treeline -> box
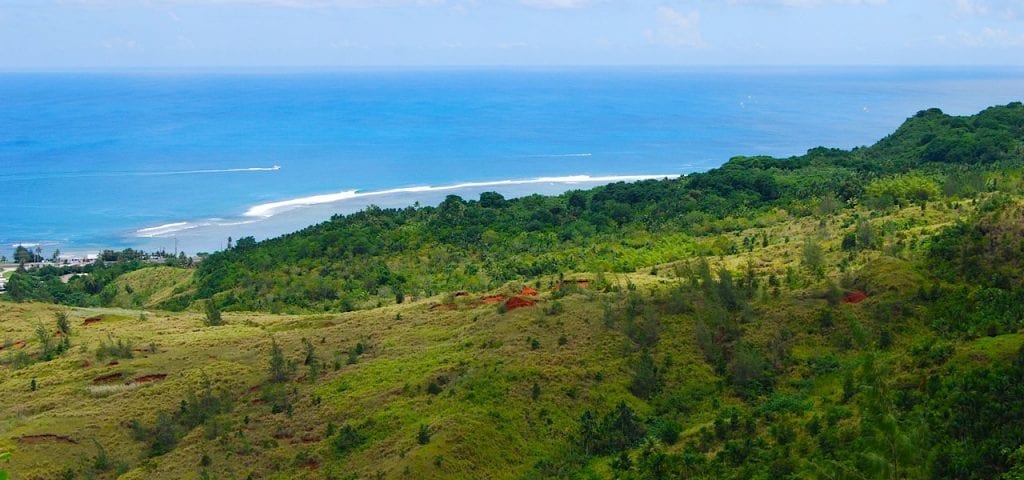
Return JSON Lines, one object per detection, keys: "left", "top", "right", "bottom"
{"left": 189, "top": 103, "right": 1024, "bottom": 312}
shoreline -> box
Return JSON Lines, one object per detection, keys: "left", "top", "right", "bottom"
{"left": 129, "top": 173, "right": 681, "bottom": 248}
{"left": 4, "top": 172, "right": 683, "bottom": 258}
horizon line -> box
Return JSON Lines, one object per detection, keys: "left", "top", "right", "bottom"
{"left": 2, "top": 64, "right": 1024, "bottom": 74}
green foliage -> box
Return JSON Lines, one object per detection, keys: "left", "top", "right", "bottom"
{"left": 55, "top": 310, "right": 71, "bottom": 336}
{"left": 95, "top": 335, "right": 133, "bottom": 361}
{"left": 628, "top": 349, "right": 662, "bottom": 400}
{"left": 417, "top": 424, "right": 431, "bottom": 445}
{"left": 578, "top": 401, "right": 646, "bottom": 457}
{"left": 331, "top": 425, "right": 366, "bottom": 455}
{"left": 131, "top": 376, "right": 231, "bottom": 457}
{"left": 203, "top": 301, "right": 223, "bottom": 326}
{"left": 268, "top": 337, "right": 291, "bottom": 383}
{"left": 0, "top": 451, "right": 9, "bottom": 480}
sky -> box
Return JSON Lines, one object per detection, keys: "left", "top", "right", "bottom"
{"left": 0, "top": 0, "right": 1022, "bottom": 68}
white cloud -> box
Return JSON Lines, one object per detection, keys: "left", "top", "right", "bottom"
{"left": 725, "top": 0, "right": 888, "bottom": 7}
{"left": 958, "top": 26, "right": 1024, "bottom": 46}
{"left": 519, "top": 0, "right": 594, "bottom": 8}
{"left": 645, "top": 6, "right": 705, "bottom": 48}
{"left": 950, "top": 0, "right": 1022, "bottom": 19}
{"left": 61, "top": 0, "right": 452, "bottom": 6}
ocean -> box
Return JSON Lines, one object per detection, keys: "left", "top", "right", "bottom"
{"left": 2, "top": 67, "right": 1023, "bottom": 256}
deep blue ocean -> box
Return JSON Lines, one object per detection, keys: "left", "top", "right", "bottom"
{"left": 2, "top": 67, "right": 1023, "bottom": 255}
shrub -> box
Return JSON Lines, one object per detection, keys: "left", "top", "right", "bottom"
{"left": 204, "top": 300, "right": 223, "bottom": 326}
{"left": 55, "top": 310, "right": 71, "bottom": 336}
{"left": 417, "top": 424, "right": 431, "bottom": 445}
{"left": 95, "top": 335, "right": 133, "bottom": 361}
{"left": 331, "top": 425, "right": 365, "bottom": 456}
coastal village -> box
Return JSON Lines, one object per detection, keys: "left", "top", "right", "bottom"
{"left": 0, "top": 247, "right": 187, "bottom": 293}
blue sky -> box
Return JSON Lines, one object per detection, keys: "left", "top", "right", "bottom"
{"left": 1, "top": 0, "right": 1022, "bottom": 68}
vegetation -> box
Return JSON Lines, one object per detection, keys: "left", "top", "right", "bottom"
{"left": 1, "top": 103, "right": 1024, "bottom": 479}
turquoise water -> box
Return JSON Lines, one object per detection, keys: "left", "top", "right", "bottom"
{"left": 2, "top": 67, "right": 1023, "bottom": 254}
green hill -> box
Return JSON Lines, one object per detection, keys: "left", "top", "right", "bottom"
{"left": 2, "top": 103, "right": 1024, "bottom": 480}
{"left": 107, "top": 267, "right": 194, "bottom": 310}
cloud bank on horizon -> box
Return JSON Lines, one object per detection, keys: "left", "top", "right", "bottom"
{"left": 0, "top": 0, "right": 1021, "bottom": 67}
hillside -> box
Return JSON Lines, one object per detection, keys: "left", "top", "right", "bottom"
{"left": 2, "top": 103, "right": 1024, "bottom": 480}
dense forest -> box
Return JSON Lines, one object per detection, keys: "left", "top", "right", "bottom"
{"left": 3, "top": 103, "right": 1024, "bottom": 479}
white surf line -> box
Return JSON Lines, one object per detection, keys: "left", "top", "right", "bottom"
{"left": 244, "top": 174, "right": 680, "bottom": 218}
{"left": 135, "top": 222, "right": 197, "bottom": 238}
{"left": 522, "top": 153, "right": 594, "bottom": 158}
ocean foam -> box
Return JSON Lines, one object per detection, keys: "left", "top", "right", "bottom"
{"left": 135, "top": 222, "right": 196, "bottom": 237}
{"left": 243, "top": 174, "right": 679, "bottom": 218}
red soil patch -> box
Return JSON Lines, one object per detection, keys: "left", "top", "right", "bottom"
{"left": 92, "top": 372, "right": 124, "bottom": 384}
{"left": 83, "top": 317, "right": 102, "bottom": 326}
{"left": 482, "top": 295, "right": 506, "bottom": 304}
{"left": 18, "top": 434, "right": 78, "bottom": 445}
{"left": 273, "top": 431, "right": 295, "bottom": 440}
{"left": 301, "top": 459, "right": 320, "bottom": 470}
{"left": 520, "top": 287, "right": 539, "bottom": 296}
{"left": 843, "top": 290, "right": 869, "bottom": 304}
{"left": 300, "top": 435, "right": 321, "bottom": 444}
{"left": 106, "top": 361, "right": 119, "bottom": 366}
{"left": 80, "top": 360, "right": 92, "bottom": 368}
{"left": 132, "top": 374, "right": 167, "bottom": 384}
{"left": 430, "top": 303, "right": 456, "bottom": 311}
{"left": 0, "top": 340, "right": 26, "bottom": 351}
{"left": 504, "top": 296, "right": 537, "bottom": 311}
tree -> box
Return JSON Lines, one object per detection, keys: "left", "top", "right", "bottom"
{"left": 204, "top": 301, "right": 223, "bottom": 326}
{"left": 150, "top": 411, "right": 179, "bottom": 456}
{"left": 856, "top": 219, "right": 875, "bottom": 250}
{"left": 269, "top": 337, "right": 289, "bottom": 383}
{"left": 629, "top": 349, "right": 662, "bottom": 400}
{"left": 417, "top": 424, "right": 431, "bottom": 445}
{"left": 729, "top": 343, "right": 771, "bottom": 398}
{"left": 13, "top": 245, "right": 39, "bottom": 264}
{"left": 55, "top": 310, "right": 71, "bottom": 336}
{"left": 331, "top": 424, "right": 365, "bottom": 455}
{"left": 35, "top": 321, "right": 54, "bottom": 361}
{"left": 579, "top": 410, "right": 598, "bottom": 456}
{"left": 802, "top": 239, "right": 825, "bottom": 277}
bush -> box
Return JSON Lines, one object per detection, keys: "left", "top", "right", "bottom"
{"left": 417, "top": 424, "right": 431, "bottom": 445}
{"left": 95, "top": 335, "right": 133, "bottom": 361}
{"left": 204, "top": 300, "right": 223, "bottom": 326}
{"left": 331, "top": 425, "right": 365, "bottom": 456}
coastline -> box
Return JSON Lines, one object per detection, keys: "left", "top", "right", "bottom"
{"left": 127, "top": 173, "right": 681, "bottom": 254}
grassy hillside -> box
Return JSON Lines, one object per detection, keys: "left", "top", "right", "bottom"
{"left": 106, "top": 267, "right": 194, "bottom": 310}
{"left": 3, "top": 103, "right": 1024, "bottom": 479}
{"left": 4, "top": 192, "right": 1024, "bottom": 479}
